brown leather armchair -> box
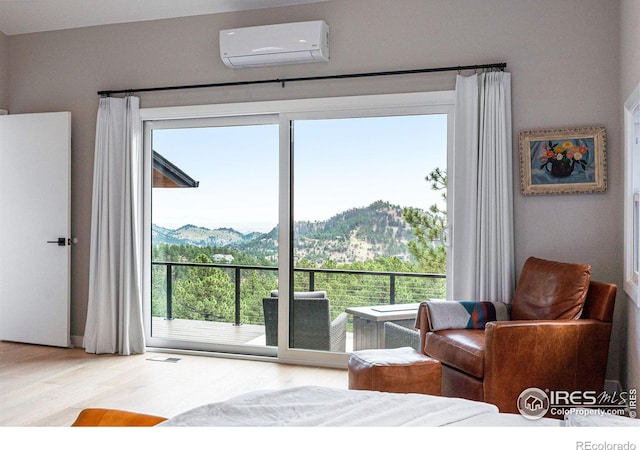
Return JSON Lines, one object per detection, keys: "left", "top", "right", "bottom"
{"left": 416, "top": 257, "right": 617, "bottom": 415}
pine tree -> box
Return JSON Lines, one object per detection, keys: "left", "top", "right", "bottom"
{"left": 172, "top": 254, "right": 235, "bottom": 321}
{"left": 403, "top": 168, "right": 447, "bottom": 273}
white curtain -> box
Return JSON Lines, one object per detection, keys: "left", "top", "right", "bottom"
{"left": 450, "top": 71, "right": 515, "bottom": 301}
{"left": 83, "top": 96, "right": 145, "bottom": 355}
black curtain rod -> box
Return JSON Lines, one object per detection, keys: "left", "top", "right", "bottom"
{"left": 97, "top": 62, "right": 506, "bottom": 96}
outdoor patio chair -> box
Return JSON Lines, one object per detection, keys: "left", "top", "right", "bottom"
{"left": 262, "top": 290, "right": 348, "bottom": 352}
{"left": 384, "top": 321, "right": 420, "bottom": 351}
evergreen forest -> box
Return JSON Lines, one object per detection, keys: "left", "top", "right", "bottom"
{"left": 151, "top": 171, "right": 447, "bottom": 327}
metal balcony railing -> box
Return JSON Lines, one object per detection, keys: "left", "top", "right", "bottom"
{"left": 151, "top": 261, "right": 446, "bottom": 326}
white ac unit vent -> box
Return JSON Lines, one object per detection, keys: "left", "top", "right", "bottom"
{"left": 220, "top": 20, "right": 329, "bottom": 69}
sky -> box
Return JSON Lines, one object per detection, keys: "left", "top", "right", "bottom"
{"left": 152, "top": 114, "right": 448, "bottom": 233}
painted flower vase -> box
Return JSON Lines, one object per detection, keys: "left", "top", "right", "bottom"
{"left": 546, "top": 158, "right": 574, "bottom": 177}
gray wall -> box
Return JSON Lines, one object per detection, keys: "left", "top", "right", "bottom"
{"left": 5, "top": 0, "right": 628, "bottom": 383}
{"left": 620, "top": 0, "right": 640, "bottom": 392}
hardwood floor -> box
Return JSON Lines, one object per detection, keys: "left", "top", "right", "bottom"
{"left": 0, "top": 340, "right": 348, "bottom": 427}
{"left": 2, "top": 343, "right": 626, "bottom": 450}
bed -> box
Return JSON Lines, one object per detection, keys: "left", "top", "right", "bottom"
{"left": 155, "top": 385, "right": 560, "bottom": 427}
{"left": 73, "top": 385, "right": 639, "bottom": 427}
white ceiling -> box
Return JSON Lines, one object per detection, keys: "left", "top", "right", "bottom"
{"left": 0, "top": 0, "right": 329, "bottom": 36}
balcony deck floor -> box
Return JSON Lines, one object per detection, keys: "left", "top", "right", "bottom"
{"left": 150, "top": 316, "right": 353, "bottom": 350}
{"left": 151, "top": 317, "right": 267, "bottom": 345}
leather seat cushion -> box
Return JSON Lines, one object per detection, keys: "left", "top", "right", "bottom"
{"left": 423, "top": 329, "right": 485, "bottom": 378}
{"left": 511, "top": 257, "right": 591, "bottom": 320}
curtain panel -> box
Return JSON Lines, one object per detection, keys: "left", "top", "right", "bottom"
{"left": 84, "top": 96, "right": 145, "bottom": 355}
{"left": 451, "top": 72, "right": 515, "bottom": 301}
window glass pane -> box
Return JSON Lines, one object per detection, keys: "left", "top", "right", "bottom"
{"left": 149, "top": 123, "right": 278, "bottom": 355}
{"left": 291, "top": 114, "right": 447, "bottom": 352}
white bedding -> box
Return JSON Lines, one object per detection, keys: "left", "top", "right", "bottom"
{"left": 158, "top": 385, "right": 560, "bottom": 427}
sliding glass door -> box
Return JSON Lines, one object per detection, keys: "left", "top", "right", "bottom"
{"left": 287, "top": 113, "right": 448, "bottom": 356}
{"left": 141, "top": 92, "right": 453, "bottom": 366}
{"left": 145, "top": 116, "right": 279, "bottom": 356}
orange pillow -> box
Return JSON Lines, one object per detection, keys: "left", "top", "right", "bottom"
{"left": 71, "top": 408, "right": 167, "bottom": 427}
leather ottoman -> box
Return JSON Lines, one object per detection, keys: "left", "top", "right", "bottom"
{"left": 348, "top": 346, "right": 441, "bottom": 395}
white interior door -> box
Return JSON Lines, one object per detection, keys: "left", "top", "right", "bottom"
{"left": 0, "top": 112, "right": 71, "bottom": 347}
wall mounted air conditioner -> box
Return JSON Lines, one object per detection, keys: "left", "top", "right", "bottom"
{"left": 220, "top": 20, "right": 329, "bottom": 68}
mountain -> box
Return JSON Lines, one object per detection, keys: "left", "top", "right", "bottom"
{"left": 292, "top": 200, "right": 417, "bottom": 263}
{"left": 152, "top": 224, "right": 258, "bottom": 248}
{"left": 153, "top": 200, "right": 424, "bottom": 264}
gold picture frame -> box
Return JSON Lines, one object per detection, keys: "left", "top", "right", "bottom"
{"left": 519, "top": 126, "right": 607, "bottom": 195}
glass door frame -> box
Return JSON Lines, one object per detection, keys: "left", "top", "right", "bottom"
{"left": 624, "top": 83, "right": 640, "bottom": 306}
{"left": 140, "top": 91, "right": 454, "bottom": 367}
{"left": 141, "top": 113, "right": 280, "bottom": 357}
{"left": 278, "top": 94, "right": 454, "bottom": 368}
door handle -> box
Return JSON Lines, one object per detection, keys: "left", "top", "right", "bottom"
{"left": 46, "top": 237, "right": 68, "bottom": 246}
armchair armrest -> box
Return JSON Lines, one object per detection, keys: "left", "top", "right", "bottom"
{"left": 414, "top": 300, "right": 510, "bottom": 353}
{"left": 483, "top": 319, "right": 613, "bottom": 414}
{"left": 384, "top": 321, "right": 420, "bottom": 351}
{"left": 416, "top": 301, "right": 429, "bottom": 354}
{"left": 330, "top": 312, "right": 348, "bottom": 352}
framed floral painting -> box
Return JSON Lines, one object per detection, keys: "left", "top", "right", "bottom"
{"left": 519, "top": 127, "right": 607, "bottom": 195}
